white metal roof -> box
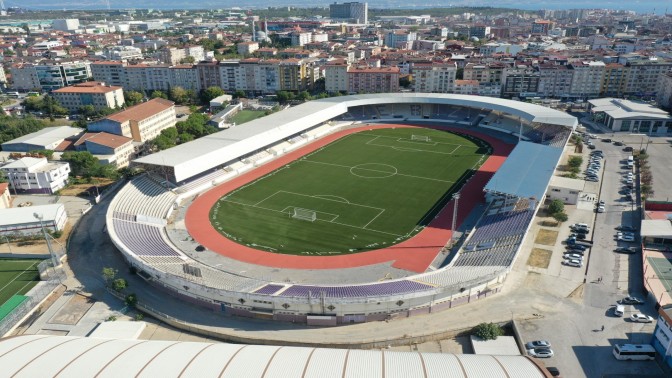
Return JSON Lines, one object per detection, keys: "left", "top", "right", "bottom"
{"left": 0, "top": 203, "right": 65, "bottom": 227}
{"left": 135, "top": 93, "right": 577, "bottom": 183}
{"left": 0, "top": 335, "right": 549, "bottom": 378}
{"left": 0, "top": 126, "right": 82, "bottom": 148}
{"left": 588, "top": 98, "right": 672, "bottom": 120}
{"left": 641, "top": 219, "right": 672, "bottom": 238}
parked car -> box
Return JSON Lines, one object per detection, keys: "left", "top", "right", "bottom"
{"left": 527, "top": 348, "right": 555, "bottom": 358}
{"left": 614, "top": 247, "right": 638, "bottom": 254}
{"left": 630, "top": 313, "right": 654, "bottom": 323}
{"left": 616, "top": 225, "right": 637, "bottom": 232}
{"left": 525, "top": 340, "right": 552, "bottom": 349}
{"left": 623, "top": 146, "right": 633, "bottom": 152}
{"left": 586, "top": 177, "right": 599, "bottom": 182}
{"left": 564, "top": 253, "right": 584, "bottom": 260}
{"left": 563, "top": 259, "right": 583, "bottom": 267}
{"left": 619, "top": 296, "right": 644, "bottom": 305}
{"left": 588, "top": 145, "right": 596, "bottom": 149}
{"left": 613, "top": 141, "right": 623, "bottom": 146}
{"left": 618, "top": 234, "right": 636, "bottom": 242}
{"left": 602, "top": 138, "right": 612, "bottom": 142}
{"left": 567, "top": 245, "right": 587, "bottom": 251}
{"left": 597, "top": 206, "right": 605, "bottom": 213}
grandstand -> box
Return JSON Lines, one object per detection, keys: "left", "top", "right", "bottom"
{"left": 106, "top": 94, "right": 576, "bottom": 325}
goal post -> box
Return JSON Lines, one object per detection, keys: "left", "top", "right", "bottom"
{"left": 292, "top": 207, "right": 317, "bottom": 222}
{"left": 411, "top": 134, "right": 431, "bottom": 142}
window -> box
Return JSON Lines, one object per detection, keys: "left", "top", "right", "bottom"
{"left": 620, "top": 120, "right": 631, "bottom": 131}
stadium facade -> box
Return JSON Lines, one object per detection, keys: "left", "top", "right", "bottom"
{"left": 107, "top": 94, "right": 577, "bottom": 325}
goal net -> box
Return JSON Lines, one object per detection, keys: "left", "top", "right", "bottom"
{"left": 411, "top": 135, "right": 431, "bottom": 142}
{"left": 292, "top": 207, "right": 317, "bottom": 222}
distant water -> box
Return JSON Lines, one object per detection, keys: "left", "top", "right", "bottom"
{"left": 6, "top": 0, "right": 671, "bottom": 14}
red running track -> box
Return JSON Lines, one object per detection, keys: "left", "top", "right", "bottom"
{"left": 185, "top": 124, "right": 513, "bottom": 273}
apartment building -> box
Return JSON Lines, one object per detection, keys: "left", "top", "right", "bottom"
{"left": 412, "top": 62, "right": 457, "bottom": 93}
{"left": 103, "top": 46, "right": 143, "bottom": 61}
{"left": 87, "top": 98, "right": 176, "bottom": 143}
{"left": 569, "top": 61, "right": 605, "bottom": 99}
{"left": 1, "top": 157, "right": 70, "bottom": 194}
{"left": 347, "top": 66, "right": 400, "bottom": 94}
{"left": 11, "top": 61, "right": 91, "bottom": 92}
{"left": 453, "top": 80, "right": 479, "bottom": 95}
{"left": 91, "top": 61, "right": 200, "bottom": 92}
{"left": 196, "top": 61, "right": 221, "bottom": 89}
{"left": 385, "top": 31, "right": 417, "bottom": 49}
{"left": 237, "top": 41, "right": 259, "bottom": 55}
{"left": 324, "top": 59, "right": 349, "bottom": 93}
{"left": 537, "top": 64, "right": 573, "bottom": 98}
{"left": 656, "top": 72, "right": 672, "bottom": 110}
{"left": 501, "top": 66, "right": 540, "bottom": 98}
{"left": 74, "top": 132, "right": 135, "bottom": 168}
{"left": 169, "top": 64, "right": 201, "bottom": 92}
{"left": 329, "top": 2, "right": 368, "bottom": 24}
{"left": 624, "top": 59, "right": 672, "bottom": 98}
{"left": 159, "top": 46, "right": 205, "bottom": 65}
{"left": 52, "top": 82, "right": 124, "bottom": 111}
{"left": 463, "top": 63, "right": 505, "bottom": 85}
{"left": 601, "top": 63, "right": 628, "bottom": 97}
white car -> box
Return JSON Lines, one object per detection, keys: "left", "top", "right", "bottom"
{"left": 564, "top": 253, "right": 583, "bottom": 260}
{"left": 597, "top": 206, "right": 605, "bottom": 213}
{"left": 618, "top": 234, "right": 636, "bottom": 242}
{"left": 563, "top": 259, "right": 582, "bottom": 267}
{"left": 527, "top": 348, "right": 554, "bottom": 358}
{"left": 525, "top": 340, "right": 552, "bottom": 349}
{"left": 630, "top": 313, "right": 654, "bottom": 323}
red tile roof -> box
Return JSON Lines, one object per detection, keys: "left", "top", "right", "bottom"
{"left": 105, "top": 98, "right": 174, "bottom": 123}
{"left": 53, "top": 81, "right": 122, "bottom": 94}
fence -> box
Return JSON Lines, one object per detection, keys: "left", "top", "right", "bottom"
{"left": 0, "top": 274, "right": 63, "bottom": 337}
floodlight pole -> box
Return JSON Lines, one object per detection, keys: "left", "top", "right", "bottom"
{"left": 451, "top": 193, "right": 461, "bottom": 245}
{"left": 34, "top": 213, "right": 61, "bottom": 268}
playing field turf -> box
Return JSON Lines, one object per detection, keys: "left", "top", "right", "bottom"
{"left": 211, "top": 127, "right": 490, "bottom": 255}
{"left": 0, "top": 258, "right": 40, "bottom": 307}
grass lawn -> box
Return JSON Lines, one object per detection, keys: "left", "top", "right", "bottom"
{"left": 0, "top": 259, "right": 41, "bottom": 307}
{"left": 527, "top": 248, "right": 553, "bottom": 269}
{"left": 535, "top": 229, "right": 559, "bottom": 246}
{"left": 230, "top": 109, "right": 267, "bottom": 125}
{"left": 211, "top": 128, "right": 490, "bottom": 255}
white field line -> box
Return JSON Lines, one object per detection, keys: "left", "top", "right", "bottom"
{"left": 302, "top": 160, "right": 454, "bottom": 184}
{"left": 0, "top": 261, "right": 38, "bottom": 294}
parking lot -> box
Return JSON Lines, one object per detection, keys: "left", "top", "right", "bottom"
{"left": 514, "top": 133, "right": 665, "bottom": 377}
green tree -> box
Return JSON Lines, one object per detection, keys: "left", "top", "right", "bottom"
{"left": 124, "top": 91, "right": 144, "bottom": 106}
{"left": 296, "top": 91, "right": 312, "bottom": 102}
{"left": 125, "top": 293, "right": 138, "bottom": 307}
{"left": 61, "top": 151, "right": 100, "bottom": 177}
{"left": 112, "top": 278, "right": 128, "bottom": 292}
{"left": 553, "top": 212, "right": 568, "bottom": 223}
{"left": 169, "top": 86, "right": 189, "bottom": 104}
{"left": 28, "top": 149, "right": 54, "bottom": 159}
{"left": 179, "top": 56, "right": 196, "bottom": 64}
{"left": 151, "top": 90, "right": 168, "bottom": 99}
{"left": 102, "top": 267, "right": 117, "bottom": 284}
{"left": 276, "top": 90, "right": 295, "bottom": 104}
{"left": 548, "top": 199, "right": 564, "bottom": 215}
{"left": 201, "top": 86, "right": 225, "bottom": 103}
{"left": 568, "top": 156, "right": 583, "bottom": 169}
{"left": 232, "top": 90, "right": 246, "bottom": 99}
{"left": 473, "top": 322, "right": 504, "bottom": 340}
{"left": 178, "top": 133, "right": 194, "bottom": 143}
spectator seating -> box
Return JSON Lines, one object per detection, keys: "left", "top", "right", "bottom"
{"left": 176, "top": 169, "right": 231, "bottom": 194}
{"left": 113, "top": 219, "right": 182, "bottom": 257}
{"left": 278, "top": 280, "right": 433, "bottom": 298}
{"left": 466, "top": 210, "right": 534, "bottom": 244}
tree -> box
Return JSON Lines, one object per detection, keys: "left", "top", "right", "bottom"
{"left": 169, "top": 86, "right": 189, "bottom": 105}
{"left": 548, "top": 199, "right": 564, "bottom": 215}
{"left": 124, "top": 91, "right": 144, "bottom": 106}
{"left": 568, "top": 156, "right": 583, "bottom": 169}
{"left": 473, "top": 322, "right": 503, "bottom": 340}
{"left": 276, "top": 90, "right": 295, "bottom": 104}
{"left": 201, "top": 86, "right": 225, "bottom": 103}
{"left": 179, "top": 56, "right": 196, "bottom": 64}
{"left": 178, "top": 133, "right": 194, "bottom": 143}
{"left": 61, "top": 151, "right": 100, "bottom": 177}
{"left": 0, "top": 171, "right": 6, "bottom": 184}
{"left": 112, "top": 278, "right": 128, "bottom": 292}
{"left": 232, "top": 90, "right": 246, "bottom": 99}
{"left": 552, "top": 212, "right": 568, "bottom": 223}
{"left": 102, "top": 267, "right": 117, "bottom": 284}
{"left": 151, "top": 90, "right": 168, "bottom": 99}
{"left": 125, "top": 293, "right": 138, "bottom": 307}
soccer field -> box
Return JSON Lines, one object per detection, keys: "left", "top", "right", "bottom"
{"left": 211, "top": 127, "right": 490, "bottom": 255}
{"left": 0, "top": 259, "right": 40, "bottom": 307}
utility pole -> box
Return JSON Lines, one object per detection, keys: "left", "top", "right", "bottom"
{"left": 34, "top": 213, "right": 61, "bottom": 269}
{"left": 451, "top": 193, "right": 461, "bottom": 245}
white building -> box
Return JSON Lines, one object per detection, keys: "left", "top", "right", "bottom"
{"left": 87, "top": 98, "right": 176, "bottom": 143}
{"left": 52, "top": 19, "right": 80, "bottom": 32}
{"left": 479, "top": 43, "right": 524, "bottom": 57}
{"left": 0, "top": 204, "right": 68, "bottom": 235}
{"left": 103, "top": 46, "right": 144, "bottom": 61}
{"left": 588, "top": 98, "right": 672, "bottom": 135}
{"left": 290, "top": 32, "right": 312, "bottom": 47}
{"left": 569, "top": 61, "right": 605, "bottom": 99}
{"left": 324, "top": 59, "right": 349, "bottom": 93}
{"left": 52, "top": 82, "right": 125, "bottom": 111}
{"left": 385, "top": 31, "right": 417, "bottom": 49}
{"left": 1, "top": 157, "right": 70, "bottom": 194}
{"left": 1, "top": 126, "right": 83, "bottom": 152}
{"left": 547, "top": 176, "right": 585, "bottom": 205}
{"left": 412, "top": 63, "right": 457, "bottom": 93}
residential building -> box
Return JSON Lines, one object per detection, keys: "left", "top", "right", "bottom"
{"left": 347, "top": 66, "right": 400, "bottom": 94}
{"left": 1, "top": 126, "right": 83, "bottom": 152}
{"left": 569, "top": 61, "right": 605, "bottom": 99}
{"left": 196, "top": 61, "right": 221, "bottom": 90}
{"left": 453, "top": 80, "right": 479, "bottom": 95}
{"left": 479, "top": 43, "right": 524, "bottom": 57}
{"left": 412, "top": 62, "right": 457, "bottom": 93}
{"left": 237, "top": 41, "right": 259, "bottom": 55}
{"left": 656, "top": 72, "right": 672, "bottom": 110}
{"left": 52, "top": 82, "right": 124, "bottom": 111}
{"left": 501, "top": 66, "right": 540, "bottom": 98}
{"left": 169, "top": 65, "right": 201, "bottom": 92}
{"left": 103, "top": 46, "right": 143, "bottom": 61}
{"left": 279, "top": 59, "right": 312, "bottom": 92}
{"left": 385, "top": 31, "right": 417, "bottom": 49}
{"left": 324, "top": 59, "right": 350, "bottom": 93}
{"left": 588, "top": 98, "right": 672, "bottom": 135}
{"left": 74, "top": 132, "right": 135, "bottom": 168}
{"left": 0, "top": 66, "right": 7, "bottom": 89}
{"left": 0, "top": 157, "right": 70, "bottom": 194}
{"left": 532, "top": 20, "right": 553, "bottom": 35}
{"left": 463, "top": 63, "right": 505, "bottom": 85}
{"left": 159, "top": 46, "right": 205, "bottom": 65}
{"left": 624, "top": 59, "right": 672, "bottom": 99}
{"left": 290, "top": 32, "right": 312, "bottom": 47}
{"left": 11, "top": 62, "right": 91, "bottom": 92}
{"left": 87, "top": 98, "right": 176, "bottom": 143}
{"left": 468, "top": 25, "right": 490, "bottom": 39}
{"left": 537, "top": 64, "right": 573, "bottom": 98}
{"left": 89, "top": 61, "right": 125, "bottom": 87}
{"left": 329, "top": 2, "right": 368, "bottom": 24}
{"left": 0, "top": 183, "right": 11, "bottom": 209}
{"left": 601, "top": 63, "right": 628, "bottom": 97}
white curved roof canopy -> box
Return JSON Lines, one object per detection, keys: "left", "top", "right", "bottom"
{"left": 134, "top": 93, "right": 577, "bottom": 183}
{"left": 0, "top": 335, "right": 550, "bottom": 378}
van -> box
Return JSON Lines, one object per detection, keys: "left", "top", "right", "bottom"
{"left": 614, "top": 304, "right": 625, "bottom": 317}
{"left": 573, "top": 223, "right": 589, "bottom": 229}
{"left": 627, "top": 156, "right": 634, "bottom": 163}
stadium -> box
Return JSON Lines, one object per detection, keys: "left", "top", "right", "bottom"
{"left": 106, "top": 93, "right": 577, "bottom": 325}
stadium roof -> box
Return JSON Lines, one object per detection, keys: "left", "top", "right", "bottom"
{"left": 135, "top": 93, "right": 577, "bottom": 183}
{"left": 484, "top": 142, "right": 562, "bottom": 201}
{"left": 0, "top": 335, "right": 552, "bottom": 378}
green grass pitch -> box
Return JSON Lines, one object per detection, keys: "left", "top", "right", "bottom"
{"left": 0, "top": 258, "right": 40, "bottom": 307}
{"left": 211, "top": 128, "right": 490, "bottom": 255}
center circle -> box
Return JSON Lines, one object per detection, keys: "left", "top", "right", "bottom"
{"left": 349, "top": 163, "right": 398, "bottom": 178}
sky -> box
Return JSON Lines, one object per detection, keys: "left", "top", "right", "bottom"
{"left": 3, "top": 0, "right": 670, "bottom": 14}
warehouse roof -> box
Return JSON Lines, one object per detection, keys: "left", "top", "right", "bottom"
{"left": 135, "top": 93, "right": 576, "bottom": 183}
{"left": 0, "top": 126, "right": 83, "bottom": 149}
{"left": 588, "top": 98, "right": 672, "bottom": 120}
{"left": 485, "top": 142, "right": 563, "bottom": 201}
{"left": 0, "top": 203, "right": 64, "bottom": 228}
{"left": 0, "top": 335, "right": 552, "bottom": 378}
